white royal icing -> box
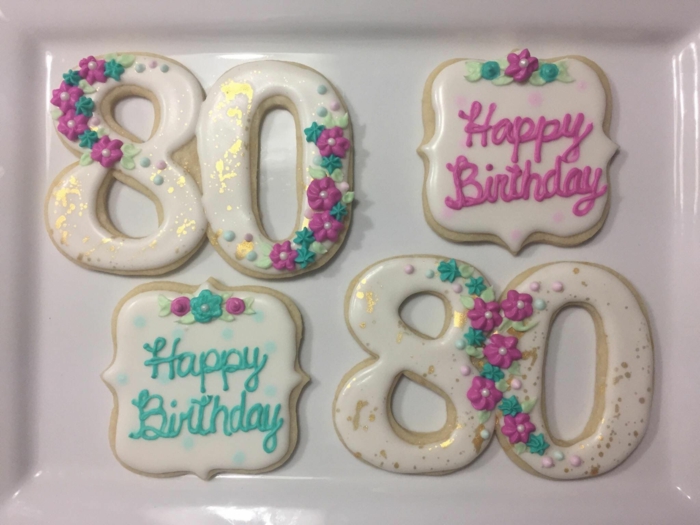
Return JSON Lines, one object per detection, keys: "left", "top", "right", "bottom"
{"left": 103, "top": 280, "right": 307, "bottom": 478}
{"left": 197, "top": 60, "right": 353, "bottom": 277}
{"left": 334, "top": 256, "right": 495, "bottom": 474}
{"left": 46, "top": 53, "right": 207, "bottom": 273}
{"left": 420, "top": 54, "right": 617, "bottom": 252}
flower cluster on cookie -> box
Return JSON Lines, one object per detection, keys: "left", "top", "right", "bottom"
{"left": 436, "top": 258, "right": 550, "bottom": 457}
{"left": 50, "top": 53, "right": 149, "bottom": 170}
{"left": 251, "top": 111, "right": 354, "bottom": 273}
{"left": 157, "top": 289, "right": 255, "bottom": 325}
{"left": 465, "top": 48, "right": 574, "bottom": 86}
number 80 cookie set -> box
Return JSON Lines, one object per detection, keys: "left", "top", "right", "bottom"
{"left": 44, "top": 49, "right": 653, "bottom": 481}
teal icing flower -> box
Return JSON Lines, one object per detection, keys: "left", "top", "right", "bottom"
{"left": 293, "top": 227, "right": 315, "bottom": 247}
{"left": 330, "top": 202, "right": 347, "bottom": 221}
{"left": 480, "top": 363, "right": 504, "bottom": 382}
{"left": 190, "top": 289, "right": 222, "bottom": 323}
{"left": 466, "top": 276, "right": 487, "bottom": 295}
{"left": 498, "top": 396, "right": 522, "bottom": 416}
{"left": 295, "top": 246, "right": 316, "bottom": 269}
{"left": 464, "top": 327, "right": 486, "bottom": 347}
{"left": 437, "top": 258, "right": 460, "bottom": 282}
{"left": 62, "top": 69, "right": 81, "bottom": 86}
{"left": 74, "top": 96, "right": 95, "bottom": 117}
{"left": 321, "top": 154, "right": 342, "bottom": 172}
{"left": 481, "top": 61, "right": 501, "bottom": 80}
{"left": 526, "top": 433, "right": 550, "bottom": 456}
{"left": 539, "top": 63, "right": 559, "bottom": 83}
{"left": 304, "top": 122, "right": 325, "bottom": 143}
{"left": 104, "top": 59, "right": 125, "bottom": 81}
{"left": 78, "top": 129, "right": 99, "bottom": 149}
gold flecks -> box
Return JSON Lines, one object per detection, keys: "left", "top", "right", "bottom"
{"left": 354, "top": 452, "right": 362, "bottom": 458}
{"left": 573, "top": 268, "right": 580, "bottom": 274}
{"left": 613, "top": 375, "right": 623, "bottom": 385}
{"left": 82, "top": 236, "right": 89, "bottom": 243}
{"left": 428, "top": 365, "right": 435, "bottom": 375}
{"left": 227, "top": 107, "right": 243, "bottom": 126}
{"left": 639, "top": 397, "right": 645, "bottom": 404}
{"left": 167, "top": 187, "right": 174, "bottom": 194}
{"left": 53, "top": 176, "right": 81, "bottom": 207}
{"left": 393, "top": 462, "right": 399, "bottom": 469}
{"left": 55, "top": 215, "right": 67, "bottom": 229}
{"left": 60, "top": 231, "right": 68, "bottom": 245}
{"left": 226, "top": 205, "right": 232, "bottom": 211}
{"left": 380, "top": 450, "right": 387, "bottom": 458}
{"left": 229, "top": 139, "right": 242, "bottom": 156}
{"left": 221, "top": 80, "right": 253, "bottom": 108}
{"left": 440, "top": 436, "right": 454, "bottom": 448}
{"left": 596, "top": 434, "right": 603, "bottom": 441}
{"left": 472, "top": 424, "right": 486, "bottom": 453}
{"left": 366, "top": 292, "right": 376, "bottom": 313}
{"left": 590, "top": 465, "right": 600, "bottom": 476}
{"left": 359, "top": 322, "right": 366, "bottom": 329}
{"left": 356, "top": 292, "right": 365, "bottom": 299}
{"left": 506, "top": 327, "right": 526, "bottom": 339}
{"left": 521, "top": 349, "right": 538, "bottom": 366}
{"left": 176, "top": 219, "right": 196, "bottom": 236}
{"left": 369, "top": 413, "right": 375, "bottom": 422}
{"left": 176, "top": 176, "right": 186, "bottom": 187}
{"left": 396, "top": 332, "right": 404, "bottom": 344}
{"left": 621, "top": 362, "right": 628, "bottom": 368}
{"left": 235, "top": 240, "right": 254, "bottom": 260}
{"left": 149, "top": 240, "right": 157, "bottom": 248}
{"left": 454, "top": 310, "right": 467, "bottom": 328}
{"left": 352, "top": 400, "right": 368, "bottom": 430}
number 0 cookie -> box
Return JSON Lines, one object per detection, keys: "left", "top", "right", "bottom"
{"left": 419, "top": 49, "right": 617, "bottom": 253}
{"left": 103, "top": 279, "right": 308, "bottom": 478}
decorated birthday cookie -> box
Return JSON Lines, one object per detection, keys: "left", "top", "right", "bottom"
{"left": 197, "top": 60, "right": 354, "bottom": 278}
{"left": 45, "top": 52, "right": 207, "bottom": 275}
{"left": 103, "top": 279, "right": 308, "bottom": 478}
{"left": 419, "top": 50, "right": 617, "bottom": 253}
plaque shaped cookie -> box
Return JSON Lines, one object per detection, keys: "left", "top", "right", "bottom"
{"left": 419, "top": 49, "right": 617, "bottom": 253}
{"left": 103, "top": 279, "right": 308, "bottom": 478}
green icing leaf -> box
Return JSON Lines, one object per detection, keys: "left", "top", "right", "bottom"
{"left": 117, "top": 54, "right": 136, "bottom": 68}
{"left": 528, "top": 71, "right": 546, "bottom": 86}
{"left": 513, "top": 442, "right": 527, "bottom": 455}
{"left": 309, "top": 166, "right": 326, "bottom": 179}
{"left": 506, "top": 360, "right": 521, "bottom": 376}
{"left": 254, "top": 256, "right": 272, "bottom": 269}
{"left": 480, "top": 286, "right": 495, "bottom": 302}
{"left": 511, "top": 320, "right": 539, "bottom": 332}
{"left": 464, "top": 61, "right": 482, "bottom": 82}
{"left": 220, "top": 293, "right": 231, "bottom": 301}
{"left": 120, "top": 156, "right": 135, "bottom": 170}
{"left": 330, "top": 169, "right": 344, "bottom": 182}
{"left": 492, "top": 75, "right": 514, "bottom": 86}
{"left": 243, "top": 297, "right": 256, "bottom": 314}
{"left": 497, "top": 58, "right": 509, "bottom": 69}
{"left": 477, "top": 410, "right": 492, "bottom": 424}
{"left": 521, "top": 397, "right": 537, "bottom": 414}
{"left": 177, "top": 312, "right": 195, "bottom": 325}
{"left": 496, "top": 319, "right": 513, "bottom": 333}
{"left": 258, "top": 243, "right": 273, "bottom": 256}
{"left": 78, "top": 79, "right": 96, "bottom": 94}
{"left": 458, "top": 264, "right": 474, "bottom": 279}
{"left": 556, "top": 61, "right": 574, "bottom": 83}
{"left": 310, "top": 241, "right": 328, "bottom": 255}
{"left": 79, "top": 152, "right": 94, "bottom": 166}
{"left": 465, "top": 345, "right": 484, "bottom": 358}
{"left": 220, "top": 311, "right": 235, "bottom": 322}
{"left": 342, "top": 191, "right": 354, "bottom": 204}
{"left": 495, "top": 379, "right": 508, "bottom": 392}
{"left": 104, "top": 53, "right": 118, "bottom": 61}
{"left": 460, "top": 295, "right": 475, "bottom": 309}
{"left": 96, "top": 127, "right": 107, "bottom": 138}
{"left": 322, "top": 112, "right": 334, "bottom": 127}
{"left": 335, "top": 112, "right": 349, "bottom": 128}
{"left": 121, "top": 143, "right": 141, "bottom": 157}
{"left": 50, "top": 108, "right": 63, "bottom": 120}
{"left": 157, "top": 295, "right": 172, "bottom": 317}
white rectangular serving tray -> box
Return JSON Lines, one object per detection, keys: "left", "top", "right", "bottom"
{"left": 1, "top": 0, "right": 699, "bottom": 523}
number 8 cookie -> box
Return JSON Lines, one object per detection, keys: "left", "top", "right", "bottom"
{"left": 197, "top": 61, "right": 354, "bottom": 278}
{"left": 45, "top": 52, "right": 207, "bottom": 275}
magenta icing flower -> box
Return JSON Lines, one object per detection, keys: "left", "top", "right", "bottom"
{"left": 467, "top": 298, "right": 502, "bottom": 332}
{"left": 51, "top": 81, "right": 84, "bottom": 113}
{"left": 309, "top": 211, "right": 344, "bottom": 242}
{"left": 170, "top": 296, "right": 191, "bottom": 316}
{"left": 467, "top": 376, "right": 503, "bottom": 411}
{"left": 225, "top": 297, "right": 246, "bottom": 315}
{"left": 307, "top": 176, "right": 341, "bottom": 211}
{"left": 270, "top": 241, "right": 298, "bottom": 271}
{"left": 501, "top": 290, "right": 533, "bottom": 321}
{"left": 317, "top": 126, "right": 350, "bottom": 158}
{"left": 483, "top": 333, "right": 522, "bottom": 369}
{"left": 505, "top": 49, "right": 539, "bottom": 82}
{"left": 79, "top": 56, "right": 107, "bottom": 85}
{"left": 57, "top": 109, "right": 89, "bottom": 141}
{"left": 501, "top": 413, "right": 536, "bottom": 444}
{"left": 90, "top": 136, "right": 123, "bottom": 168}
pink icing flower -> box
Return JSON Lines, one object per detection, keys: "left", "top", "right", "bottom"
{"left": 317, "top": 126, "right": 350, "bottom": 158}
{"left": 467, "top": 298, "right": 502, "bottom": 332}
{"left": 90, "top": 136, "right": 123, "bottom": 168}
{"left": 483, "top": 333, "right": 522, "bottom": 369}
{"left": 51, "top": 81, "right": 84, "bottom": 113}
{"left": 501, "top": 290, "right": 533, "bottom": 321}
{"left": 501, "top": 413, "right": 536, "bottom": 444}
{"left": 79, "top": 55, "right": 107, "bottom": 85}
{"left": 270, "top": 241, "right": 298, "bottom": 271}
{"left": 225, "top": 297, "right": 246, "bottom": 315}
{"left": 307, "top": 176, "right": 341, "bottom": 211}
{"left": 170, "top": 296, "right": 190, "bottom": 316}
{"left": 467, "top": 376, "right": 503, "bottom": 411}
{"left": 57, "top": 109, "right": 89, "bottom": 141}
{"left": 309, "top": 211, "right": 343, "bottom": 242}
{"left": 504, "top": 49, "right": 539, "bottom": 82}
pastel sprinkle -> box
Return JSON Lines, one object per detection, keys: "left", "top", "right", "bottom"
{"left": 156, "top": 160, "right": 167, "bottom": 170}
{"left": 338, "top": 182, "right": 350, "bottom": 192}
{"left": 529, "top": 281, "right": 540, "bottom": 292}
{"left": 244, "top": 233, "right": 253, "bottom": 242}
{"left": 552, "top": 281, "right": 564, "bottom": 292}
{"left": 149, "top": 60, "right": 157, "bottom": 69}
{"left": 139, "top": 157, "right": 151, "bottom": 167}
{"left": 510, "top": 378, "right": 522, "bottom": 390}
{"left": 246, "top": 251, "right": 257, "bottom": 261}
{"left": 425, "top": 269, "right": 435, "bottom": 279}
{"left": 455, "top": 339, "right": 466, "bottom": 350}
{"left": 460, "top": 365, "right": 471, "bottom": 376}
{"left": 313, "top": 155, "right": 322, "bottom": 166}
{"left": 223, "top": 230, "right": 235, "bottom": 242}
{"left": 553, "top": 451, "right": 565, "bottom": 461}
{"left": 404, "top": 264, "right": 414, "bottom": 274}
{"left": 317, "top": 107, "right": 328, "bottom": 117}
{"left": 542, "top": 457, "right": 554, "bottom": 468}
{"left": 135, "top": 63, "right": 145, "bottom": 73}
{"left": 317, "top": 85, "right": 327, "bottom": 94}
{"left": 452, "top": 283, "right": 462, "bottom": 293}
{"left": 330, "top": 101, "right": 340, "bottom": 111}
{"left": 160, "top": 64, "right": 170, "bottom": 73}
{"left": 153, "top": 175, "right": 163, "bottom": 186}
{"left": 569, "top": 455, "right": 582, "bottom": 467}
{"left": 534, "top": 299, "right": 546, "bottom": 310}
{"left": 304, "top": 208, "right": 314, "bottom": 219}
{"left": 88, "top": 116, "right": 101, "bottom": 127}
{"left": 480, "top": 429, "right": 490, "bottom": 439}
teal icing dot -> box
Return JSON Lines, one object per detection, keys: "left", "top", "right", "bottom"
{"left": 252, "top": 310, "right": 265, "bottom": 323}
{"left": 264, "top": 385, "right": 278, "bottom": 397}
{"left": 135, "top": 63, "right": 146, "bottom": 73}
{"left": 160, "top": 64, "right": 170, "bottom": 73}
{"left": 170, "top": 400, "right": 177, "bottom": 408}
{"left": 317, "top": 85, "right": 327, "bottom": 94}
{"left": 172, "top": 328, "right": 185, "bottom": 339}
{"left": 222, "top": 327, "right": 234, "bottom": 340}
{"left": 480, "top": 429, "right": 491, "bottom": 439}
{"left": 317, "top": 107, "right": 328, "bottom": 117}
{"left": 233, "top": 451, "right": 245, "bottom": 465}
{"left": 246, "top": 251, "right": 257, "bottom": 261}
{"left": 183, "top": 436, "right": 194, "bottom": 450}
{"left": 313, "top": 155, "right": 322, "bottom": 166}
{"left": 264, "top": 341, "right": 277, "bottom": 354}
{"left": 133, "top": 315, "right": 146, "bottom": 328}
{"left": 425, "top": 269, "right": 435, "bottom": 278}
{"left": 223, "top": 230, "right": 235, "bottom": 242}
{"left": 534, "top": 298, "right": 546, "bottom": 310}
{"left": 455, "top": 339, "right": 466, "bottom": 350}
{"left": 153, "top": 175, "right": 164, "bottom": 185}
{"left": 116, "top": 373, "right": 128, "bottom": 385}
{"left": 553, "top": 451, "right": 565, "bottom": 461}
{"left": 140, "top": 157, "right": 151, "bottom": 167}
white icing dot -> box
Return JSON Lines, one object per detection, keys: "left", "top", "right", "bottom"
{"left": 498, "top": 347, "right": 507, "bottom": 355}
{"left": 517, "top": 300, "right": 524, "bottom": 309}
{"left": 60, "top": 92, "right": 70, "bottom": 101}
{"left": 324, "top": 221, "right": 332, "bottom": 230}
{"left": 481, "top": 388, "right": 490, "bottom": 398}
{"left": 101, "top": 148, "right": 111, "bottom": 157}
{"left": 484, "top": 311, "right": 493, "bottom": 319}
{"left": 517, "top": 424, "right": 525, "bottom": 433}
{"left": 279, "top": 252, "right": 288, "bottom": 261}
{"left": 67, "top": 120, "right": 75, "bottom": 128}
{"left": 319, "top": 191, "right": 328, "bottom": 199}
{"left": 328, "top": 138, "right": 336, "bottom": 146}
{"left": 519, "top": 58, "right": 529, "bottom": 68}
{"left": 88, "top": 61, "right": 97, "bottom": 70}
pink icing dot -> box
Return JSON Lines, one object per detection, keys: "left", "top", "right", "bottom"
{"left": 510, "top": 230, "right": 522, "bottom": 241}
{"left": 569, "top": 455, "right": 582, "bottom": 467}
{"left": 528, "top": 91, "right": 543, "bottom": 108}
{"left": 460, "top": 366, "right": 471, "bottom": 376}
{"left": 529, "top": 282, "right": 540, "bottom": 292}
{"left": 552, "top": 211, "right": 564, "bottom": 223}
{"left": 149, "top": 60, "right": 158, "bottom": 69}
{"left": 404, "top": 264, "right": 414, "bottom": 274}
{"left": 338, "top": 182, "right": 350, "bottom": 192}
{"left": 330, "top": 101, "right": 340, "bottom": 111}
{"left": 88, "top": 116, "right": 101, "bottom": 127}
{"left": 510, "top": 378, "right": 522, "bottom": 390}
{"left": 485, "top": 163, "right": 494, "bottom": 171}
{"left": 542, "top": 456, "right": 554, "bottom": 468}
{"left": 452, "top": 283, "right": 462, "bottom": 293}
{"left": 304, "top": 208, "right": 315, "bottom": 219}
{"left": 552, "top": 281, "right": 564, "bottom": 292}
{"left": 156, "top": 160, "right": 167, "bottom": 170}
{"left": 244, "top": 233, "right": 253, "bottom": 242}
{"left": 577, "top": 80, "right": 588, "bottom": 91}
